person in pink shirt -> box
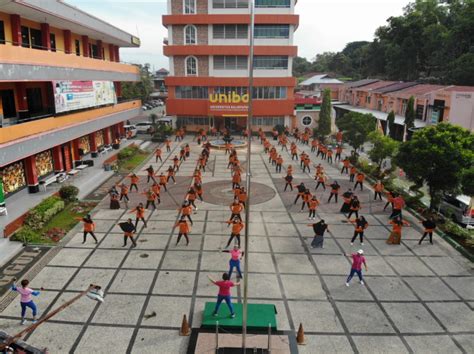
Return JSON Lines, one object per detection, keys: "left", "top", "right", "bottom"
{"left": 11, "top": 279, "right": 41, "bottom": 325}
{"left": 208, "top": 273, "right": 240, "bottom": 318}
{"left": 222, "top": 246, "right": 245, "bottom": 279}
{"left": 345, "top": 250, "right": 368, "bottom": 286}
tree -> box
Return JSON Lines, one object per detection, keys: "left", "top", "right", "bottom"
{"left": 460, "top": 166, "right": 474, "bottom": 197}
{"left": 404, "top": 96, "right": 416, "bottom": 141}
{"left": 395, "top": 123, "right": 474, "bottom": 209}
{"left": 387, "top": 111, "right": 396, "bottom": 138}
{"left": 367, "top": 131, "right": 399, "bottom": 170}
{"left": 121, "top": 63, "right": 154, "bottom": 103}
{"left": 293, "top": 56, "right": 312, "bottom": 78}
{"left": 336, "top": 112, "right": 377, "bottom": 152}
{"left": 318, "top": 89, "right": 332, "bottom": 138}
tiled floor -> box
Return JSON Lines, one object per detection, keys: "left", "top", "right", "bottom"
{"left": 1, "top": 136, "right": 473, "bottom": 353}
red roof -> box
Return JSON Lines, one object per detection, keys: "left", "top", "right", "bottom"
{"left": 443, "top": 86, "right": 474, "bottom": 92}
{"left": 387, "top": 84, "right": 445, "bottom": 98}
{"left": 355, "top": 81, "right": 396, "bottom": 92}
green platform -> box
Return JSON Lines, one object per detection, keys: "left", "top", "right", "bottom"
{"left": 202, "top": 302, "right": 277, "bottom": 330}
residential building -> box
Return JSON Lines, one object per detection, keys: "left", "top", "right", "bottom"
{"left": 153, "top": 68, "right": 170, "bottom": 91}
{"left": 297, "top": 74, "right": 343, "bottom": 100}
{"left": 162, "top": 0, "right": 299, "bottom": 132}
{"left": 0, "top": 0, "right": 141, "bottom": 198}
{"left": 293, "top": 93, "right": 321, "bottom": 131}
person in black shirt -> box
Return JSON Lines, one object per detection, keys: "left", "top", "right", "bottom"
{"left": 418, "top": 217, "right": 436, "bottom": 244}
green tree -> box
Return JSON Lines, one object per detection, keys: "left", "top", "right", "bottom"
{"left": 336, "top": 112, "right": 377, "bottom": 152}
{"left": 395, "top": 123, "right": 474, "bottom": 209}
{"left": 387, "top": 111, "right": 396, "bottom": 138}
{"left": 460, "top": 166, "right": 474, "bottom": 197}
{"left": 121, "top": 63, "right": 154, "bottom": 103}
{"left": 293, "top": 56, "right": 312, "bottom": 78}
{"left": 318, "top": 89, "right": 332, "bottom": 138}
{"left": 367, "top": 131, "right": 399, "bottom": 170}
{"left": 404, "top": 96, "right": 416, "bottom": 141}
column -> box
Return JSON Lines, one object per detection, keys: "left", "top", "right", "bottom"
{"left": 115, "top": 82, "right": 122, "bottom": 99}
{"left": 97, "top": 40, "right": 103, "bottom": 60}
{"left": 15, "top": 83, "right": 29, "bottom": 120}
{"left": 108, "top": 44, "right": 115, "bottom": 62}
{"left": 10, "top": 15, "right": 21, "bottom": 46}
{"left": 63, "top": 144, "right": 72, "bottom": 171}
{"left": 52, "top": 146, "right": 64, "bottom": 173}
{"left": 41, "top": 23, "right": 50, "bottom": 50}
{"left": 118, "top": 122, "right": 125, "bottom": 137}
{"left": 63, "top": 30, "right": 72, "bottom": 54}
{"left": 82, "top": 35, "right": 89, "bottom": 57}
{"left": 71, "top": 139, "right": 81, "bottom": 165}
{"left": 103, "top": 127, "right": 112, "bottom": 145}
{"left": 114, "top": 46, "right": 120, "bottom": 62}
{"left": 24, "top": 156, "right": 39, "bottom": 193}
{"left": 89, "top": 132, "right": 98, "bottom": 157}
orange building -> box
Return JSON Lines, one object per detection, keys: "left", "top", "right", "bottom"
{"left": 0, "top": 1, "right": 141, "bottom": 197}
{"left": 162, "top": 0, "right": 299, "bottom": 132}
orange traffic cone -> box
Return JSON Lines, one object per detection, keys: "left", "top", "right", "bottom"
{"left": 296, "top": 323, "right": 306, "bottom": 345}
{"left": 179, "top": 314, "right": 191, "bottom": 336}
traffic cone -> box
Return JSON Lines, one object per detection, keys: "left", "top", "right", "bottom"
{"left": 179, "top": 314, "right": 191, "bottom": 336}
{"left": 296, "top": 323, "right": 306, "bottom": 345}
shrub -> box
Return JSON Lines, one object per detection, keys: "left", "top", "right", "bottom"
{"left": 118, "top": 145, "right": 141, "bottom": 160}
{"left": 59, "top": 185, "right": 79, "bottom": 202}
{"left": 24, "top": 196, "right": 65, "bottom": 231}
{"left": 11, "top": 227, "right": 41, "bottom": 244}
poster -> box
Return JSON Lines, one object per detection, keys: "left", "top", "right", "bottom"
{"left": 35, "top": 150, "right": 54, "bottom": 177}
{"left": 1, "top": 161, "right": 26, "bottom": 195}
{"left": 53, "top": 81, "right": 117, "bottom": 114}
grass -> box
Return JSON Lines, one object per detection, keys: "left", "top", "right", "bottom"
{"left": 118, "top": 151, "right": 149, "bottom": 173}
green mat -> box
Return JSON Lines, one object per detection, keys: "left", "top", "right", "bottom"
{"left": 202, "top": 302, "right": 277, "bottom": 330}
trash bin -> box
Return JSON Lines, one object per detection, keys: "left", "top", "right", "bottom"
{"left": 104, "top": 164, "right": 112, "bottom": 171}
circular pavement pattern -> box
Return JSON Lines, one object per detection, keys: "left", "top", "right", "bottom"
{"left": 202, "top": 180, "right": 276, "bottom": 206}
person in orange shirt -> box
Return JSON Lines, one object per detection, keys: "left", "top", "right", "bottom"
{"left": 120, "top": 218, "right": 137, "bottom": 247}
{"left": 349, "top": 166, "right": 357, "bottom": 182}
{"left": 159, "top": 173, "right": 168, "bottom": 192}
{"left": 175, "top": 216, "right": 191, "bottom": 246}
{"left": 276, "top": 155, "right": 283, "bottom": 173}
{"left": 130, "top": 203, "right": 147, "bottom": 229}
{"left": 225, "top": 142, "right": 232, "bottom": 155}
{"left": 151, "top": 183, "right": 161, "bottom": 204}
{"left": 226, "top": 217, "right": 244, "bottom": 248}
{"left": 145, "top": 165, "right": 157, "bottom": 184}
{"left": 194, "top": 182, "right": 204, "bottom": 201}
{"left": 238, "top": 187, "right": 247, "bottom": 208}
{"left": 199, "top": 156, "right": 207, "bottom": 172}
{"left": 173, "top": 156, "right": 180, "bottom": 171}
{"left": 290, "top": 143, "right": 298, "bottom": 160}
{"left": 287, "top": 165, "right": 293, "bottom": 176}
{"left": 179, "top": 201, "right": 193, "bottom": 225}
{"left": 311, "top": 139, "right": 318, "bottom": 153}
{"left": 118, "top": 183, "right": 129, "bottom": 202}
{"left": 229, "top": 201, "right": 244, "bottom": 222}
{"left": 179, "top": 147, "right": 186, "bottom": 162}
{"left": 167, "top": 166, "right": 176, "bottom": 184}
{"left": 233, "top": 185, "right": 241, "bottom": 200}
{"left": 301, "top": 189, "right": 312, "bottom": 212}
{"left": 341, "top": 158, "right": 350, "bottom": 174}
{"left": 186, "top": 187, "right": 198, "bottom": 211}
{"left": 335, "top": 145, "right": 343, "bottom": 162}
{"left": 327, "top": 149, "right": 333, "bottom": 164}
{"left": 354, "top": 172, "right": 365, "bottom": 191}
{"left": 327, "top": 181, "right": 341, "bottom": 203}
{"left": 284, "top": 172, "right": 294, "bottom": 192}
{"left": 128, "top": 174, "right": 139, "bottom": 192}
{"left": 390, "top": 194, "right": 405, "bottom": 220}
{"left": 143, "top": 189, "right": 158, "bottom": 210}
{"left": 302, "top": 156, "right": 311, "bottom": 173}
{"left": 336, "top": 130, "right": 343, "bottom": 143}
{"left": 165, "top": 139, "right": 171, "bottom": 152}
{"left": 308, "top": 196, "right": 319, "bottom": 220}
{"left": 232, "top": 172, "right": 241, "bottom": 189}
{"left": 349, "top": 216, "right": 368, "bottom": 245}
{"left": 384, "top": 191, "right": 395, "bottom": 211}
{"left": 185, "top": 144, "right": 191, "bottom": 158}
{"left": 78, "top": 214, "right": 97, "bottom": 244}
{"left": 387, "top": 217, "right": 410, "bottom": 245}
{"left": 373, "top": 180, "right": 384, "bottom": 201}
{"left": 315, "top": 173, "right": 327, "bottom": 191}
{"left": 299, "top": 152, "right": 306, "bottom": 168}
{"left": 315, "top": 163, "right": 323, "bottom": 176}
{"left": 155, "top": 148, "right": 162, "bottom": 163}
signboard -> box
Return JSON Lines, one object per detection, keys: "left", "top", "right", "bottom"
{"left": 53, "top": 81, "right": 117, "bottom": 114}
{"left": 131, "top": 36, "right": 141, "bottom": 46}
{"left": 208, "top": 92, "right": 249, "bottom": 116}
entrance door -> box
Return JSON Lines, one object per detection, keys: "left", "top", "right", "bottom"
{"left": 224, "top": 117, "right": 237, "bottom": 132}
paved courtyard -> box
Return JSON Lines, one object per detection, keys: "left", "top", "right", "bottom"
{"left": 1, "top": 136, "right": 473, "bottom": 353}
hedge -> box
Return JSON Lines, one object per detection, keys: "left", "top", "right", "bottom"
{"left": 24, "top": 195, "right": 65, "bottom": 231}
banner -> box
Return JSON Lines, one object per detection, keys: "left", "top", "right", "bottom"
{"left": 53, "top": 81, "right": 117, "bottom": 114}
{"left": 208, "top": 92, "right": 249, "bottom": 116}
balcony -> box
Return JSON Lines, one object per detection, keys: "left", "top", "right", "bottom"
{"left": 0, "top": 45, "right": 140, "bottom": 82}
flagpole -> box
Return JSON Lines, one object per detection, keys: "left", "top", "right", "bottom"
{"left": 242, "top": 0, "right": 255, "bottom": 350}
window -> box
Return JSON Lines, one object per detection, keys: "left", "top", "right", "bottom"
{"left": 184, "top": 0, "right": 196, "bottom": 14}
{"left": 185, "top": 56, "right": 198, "bottom": 76}
{"left": 253, "top": 87, "right": 287, "bottom": 99}
{"left": 213, "top": 0, "right": 249, "bottom": 9}
{"left": 0, "top": 90, "right": 17, "bottom": 118}
{"left": 251, "top": 117, "right": 285, "bottom": 126}
{"left": 214, "top": 56, "right": 248, "bottom": 70}
{"left": 213, "top": 25, "right": 248, "bottom": 39}
{"left": 366, "top": 95, "right": 371, "bottom": 104}
{"left": 255, "top": 0, "right": 290, "bottom": 7}
{"left": 177, "top": 116, "right": 210, "bottom": 127}
{"left": 50, "top": 33, "right": 56, "bottom": 52}
{"left": 254, "top": 25, "right": 290, "bottom": 39}
{"left": 21, "top": 26, "right": 30, "bottom": 48}
{"left": 176, "top": 86, "right": 208, "bottom": 99}
{"left": 89, "top": 43, "right": 99, "bottom": 58}
{"left": 185, "top": 25, "right": 197, "bottom": 45}
{"left": 214, "top": 87, "right": 248, "bottom": 96}
{"left": 254, "top": 56, "right": 288, "bottom": 70}
{"left": 75, "top": 39, "right": 81, "bottom": 56}
{"left": 302, "top": 116, "right": 312, "bottom": 126}
{"left": 0, "top": 21, "right": 5, "bottom": 45}
{"left": 26, "top": 88, "right": 44, "bottom": 115}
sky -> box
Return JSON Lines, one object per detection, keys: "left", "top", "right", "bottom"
{"left": 68, "top": 0, "right": 408, "bottom": 71}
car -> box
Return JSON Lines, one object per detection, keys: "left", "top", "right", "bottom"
{"left": 135, "top": 121, "right": 153, "bottom": 134}
{"left": 123, "top": 125, "right": 137, "bottom": 138}
{"left": 141, "top": 105, "right": 148, "bottom": 111}
{"left": 439, "top": 194, "right": 474, "bottom": 227}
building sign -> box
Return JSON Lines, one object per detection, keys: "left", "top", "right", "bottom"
{"left": 131, "top": 36, "right": 141, "bottom": 46}
{"left": 53, "top": 81, "right": 117, "bottom": 114}
{"left": 208, "top": 92, "right": 249, "bottom": 115}
{"left": 35, "top": 150, "right": 54, "bottom": 177}
{"left": 1, "top": 161, "right": 26, "bottom": 195}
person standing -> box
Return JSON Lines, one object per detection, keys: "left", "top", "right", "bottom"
{"left": 341, "top": 158, "right": 350, "bottom": 174}
{"left": 179, "top": 201, "right": 193, "bottom": 225}
{"left": 308, "top": 219, "right": 329, "bottom": 248}
{"left": 384, "top": 191, "right": 395, "bottom": 211}
{"left": 327, "top": 181, "right": 340, "bottom": 203}
{"left": 373, "top": 180, "right": 384, "bottom": 201}
{"left": 386, "top": 217, "right": 410, "bottom": 244}
{"left": 11, "top": 279, "right": 41, "bottom": 325}
{"left": 349, "top": 216, "right": 368, "bottom": 245}
{"left": 222, "top": 246, "right": 244, "bottom": 279}
{"left": 229, "top": 200, "right": 244, "bottom": 222}
{"left": 347, "top": 196, "right": 361, "bottom": 219}
{"left": 165, "top": 138, "right": 171, "bottom": 152}
{"left": 155, "top": 147, "right": 162, "bottom": 162}
{"left": 315, "top": 173, "right": 327, "bottom": 191}
{"left": 145, "top": 165, "right": 156, "bottom": 183}
{"left": 419, "top": 217, "right": 436, "bottom": 245}
{"left": 118, "top": 183, "right": 129, "bottom": 203}
{"left": 340, "top": 189, "right": 353, "bottom": 213}
{"left": 121, "top": 219, "right": 137, "bottom": 247}
{"left": 390, "top": 194, "right": 406, "bottom": 220}
{"left": 130, "top": 203, "right": 147, "bottom": 229}
{"left": 143, "top": 189, "right": 158, "bottom": 210}
{"left": 354, "top": 172, "right": 365, "bottom": 191}
{"left": 226, "top": 217, "right": 244, "bottom": 248}
{"left": 79, "top": 214, "right": 98, "bottom": 244}
{"left": 294, "top": 182, "right": 306, "bottom": 204}
{"left": 345, "top": 250, "right": 367, "bottom": 286}
{"left": 159, "top": 173, "right": 168, "bottom": 192}
{"left": 301, "top": 189, "right": 312, "bottom": 212}
{"left": 175, "top": 217, "right": 191, "bottom": 246}
{"left": 284, "top": 172, "right": 294, "bottom": 192}
{"left": 167, "top": 165, "right": 176, "bottom": 184}
{"left": 349, "top": 166, "right": 357, "bottom": 183}
{"left": 308, "top": 196, "right": 319, "bottom": 220}
{"left": 208, "top": 273, "right": 240, "bottom": 318}
{"left": 128, "top": 173, "right": 139, "bottom": 192}
{"left": 276, "top": 154, "right": 283, "bottom": 173}
{"left": 335, "top": 145, "right": 342, "bottom": 162}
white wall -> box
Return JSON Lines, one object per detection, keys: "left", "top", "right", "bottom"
{"left": 448, "top": 92, "right": 474, "bottom": 131}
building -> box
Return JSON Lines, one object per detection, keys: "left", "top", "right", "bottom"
{"left": 293, "top": 94, "right": 321, "bottom": 131}
{"left": 298, "top": 73, "right": 343, "bottom": 100}
{"left": 0, "top": 0, "right": 141, "bottom": 198}
{"left": 162, "top": 0, "right": 299, "bottom": 132}
{"left": 153, "top": 68, "right": 169, "bottom": 91}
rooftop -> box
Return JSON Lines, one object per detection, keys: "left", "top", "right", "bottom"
{"left": 299, "top": 74, "right": 344, "bottom": 87}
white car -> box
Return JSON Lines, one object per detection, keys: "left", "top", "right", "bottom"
{"left": 123, "top": 125, "right": 137, "bottom": 138}
{"left": 439, "top": 195, "right": 474, "bottom": 228}
{"left": 135, "top": 121, "right": 153, "bottom": 134}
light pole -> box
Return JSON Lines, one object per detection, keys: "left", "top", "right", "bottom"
{"left": 242, "top": 0, "right": 255, "bottom": 350}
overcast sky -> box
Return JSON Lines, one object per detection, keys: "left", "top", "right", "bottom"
{"left": 68, "top": 0, "right": 408, "bottom": 71}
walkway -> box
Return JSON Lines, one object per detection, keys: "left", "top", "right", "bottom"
{"left": 0, "top": 136, "right": 473, "bottom": 353}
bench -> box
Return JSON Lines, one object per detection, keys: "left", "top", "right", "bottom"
{"left": 39, "top": 173, "right": 67, "bottom": 192}
{"left": 100, "top": 145, "right": 113, "bottom": 155}
{"left": 76, "top": 164, "right": 88, "bottom": 171}
{"left": 67, "top": 169, "right": 79, "bottom": 176}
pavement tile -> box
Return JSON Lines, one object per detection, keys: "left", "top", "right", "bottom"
{"left": 428, "top": 302, "right": 474, "bottom": 332}
{"left": 353, "top": 336, "right": 409, "bottom": 354}
{"left": 153, "top": 271, "right": 196, "bottom": 295}
{"left": 323, "top": 276, "right": 374, "bottom": 301}
{"left": 75, "top": 326, "right": 135, "bottom": 354}
{"left": 92, "top": 294, "right": 146, "bottom": 325}
{"left": 66, "top": 268, "right": 116, "bottom": 291}
{"left": 161, "top": 250, "right": 199, "bottom": 270}
{"left": 385, "top": 257, "right": 435, "bottom": 276}
{"left": 404, "top": 277, "right": 460, "bottom": 301}
{"left": 298, "top": 335, "right": 353, "bottom": 354}
{"left": 288, "top": 301, "right": 344, "bottom": 332}
{"left": 49, "top": 248, "right": 93, "bottom": 267}
{"left": 131, "top": 328, "right": 189, "bottom": 354}
{"left": 442, "top": 277, "right": 474, "bottom": 300}
{"left": 109, "top": 269, "right": 155, "bottom": 294}
{"left": 382, "top": 303, "right": 445, "bottom": 333}
{"left": 336, "top": 302, "right": 395, "bottom": 334}
{"left": 29, "top": 266, "right": 77, "bottom": 290}
{"left": 143, "top": 296, "right": 192, "bottom": 327}
{"left": 27, "top": 323, "right": 83, "bottom": 353}
{"left": 366, "top": 277, "right": 418, "bottom": 301}
{"left": 280, "top": 274, "right": 326, "bottom": 300}
{"left": 84, "top": 249, "right": 127, "bottom": 268}
{"left": 421, "top": 256, "right": 471, "bottom": 276}
{"left": 404, "top": 335, "right": 462, "bottom": 354}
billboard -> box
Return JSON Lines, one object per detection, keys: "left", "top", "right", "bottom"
{"left": 208, "top": 92, "right": 249, "bottom": 116}
{"left": 53, "top": 81, "right": 117, "bottom": 114}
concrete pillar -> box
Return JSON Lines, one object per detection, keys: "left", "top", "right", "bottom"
{"left": 71, "top": 139, "right": 81, "bottom": 164}
{"left": 115, "top": 82, "right": 122, "bottom": 99}
{"left": 118, "top": 122, "right": 125, "bottom": 137}
{"left": 10, "top": 14, "right": 21, "bottom": 46}
{"left": 103, "top": 127, "right": 112, "bottom": 145}
{"left": 63, "top": 144, "right": 72, "bottom": 171}
{"left": 114, "top": 46, "right": 120, "bottom": 62}
{"left": 41, "top": 23, "right": 50, "bottom": 50}
{"left": 52, "top": 146, "right": 64, "bottom": 172}
{"left": 15, "top": 83, "right": 29, "bottom": 120}
{"left": 82, "top": 35, "right": 89, "bottom": 57}
{"left": 63, "top": 30, "right": 72, "bottom": 54}
{"left": 108, "top": 43, "right": 115, "bottom": 62}
{"left": 24, "top": 156, "right": 39, "bottom": 193}
{"left": 89, "top": 132, "right": 98, "bottom": 157}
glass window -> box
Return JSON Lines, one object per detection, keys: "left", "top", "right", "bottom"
{"left": 176, "top": 86, "right": 209, "bottom": 99}
{"left": 185, "top": 56, "right": 198, "bottom": 76}
{"left": 21, "top": 26, "right": 30, "bottom": 48}
{"left": 253, "top": 87, "right": 287, "bottom": 99}
{"left": 177, "top": 116, "right": 210, "bottom": 127}
{"left": 30, "top": 28, "right": 42, "bottom": 50}
{"left": 0, "top": 21, "right": 5, "bottom": 45}
{"left": 255, "top": 0, "right": 290, "bottom": 8}
{"left": 75, "top": 39, "right": 81, "bottom": 56}
{"left": 213, "top": 0, "right": 249, "bottom": 9}
{"left": 214, "top": 87, "right": 248, "bottom": 96}
{"left": 185, "top": 25, "right": 197, "bottom": 44}
{"left": 254, "top": 25, "right": 290, "bottom": 39}
{"left": 251, "top": 117, "right": 285, "bottom": 126}
{"left": 184, "top": 0, "right": 196, "bottom": 14}
{"left": 254, "top": 56, "right": 289, "bottom": 70}
{"left": 214, "top": 56, "right": 248, "bottom": 70}
{"left": 50, "top": 33, "right": 56, "bottom": 52}
{"left": 213, "top": 25, "right": 248, "bottom": 39}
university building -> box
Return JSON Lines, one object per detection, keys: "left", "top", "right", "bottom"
{"left": 0, "top": 0, "right": 141, "bottom": 198}
{"left": 163, "top": 0, "right": 299, "bottom": 132}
